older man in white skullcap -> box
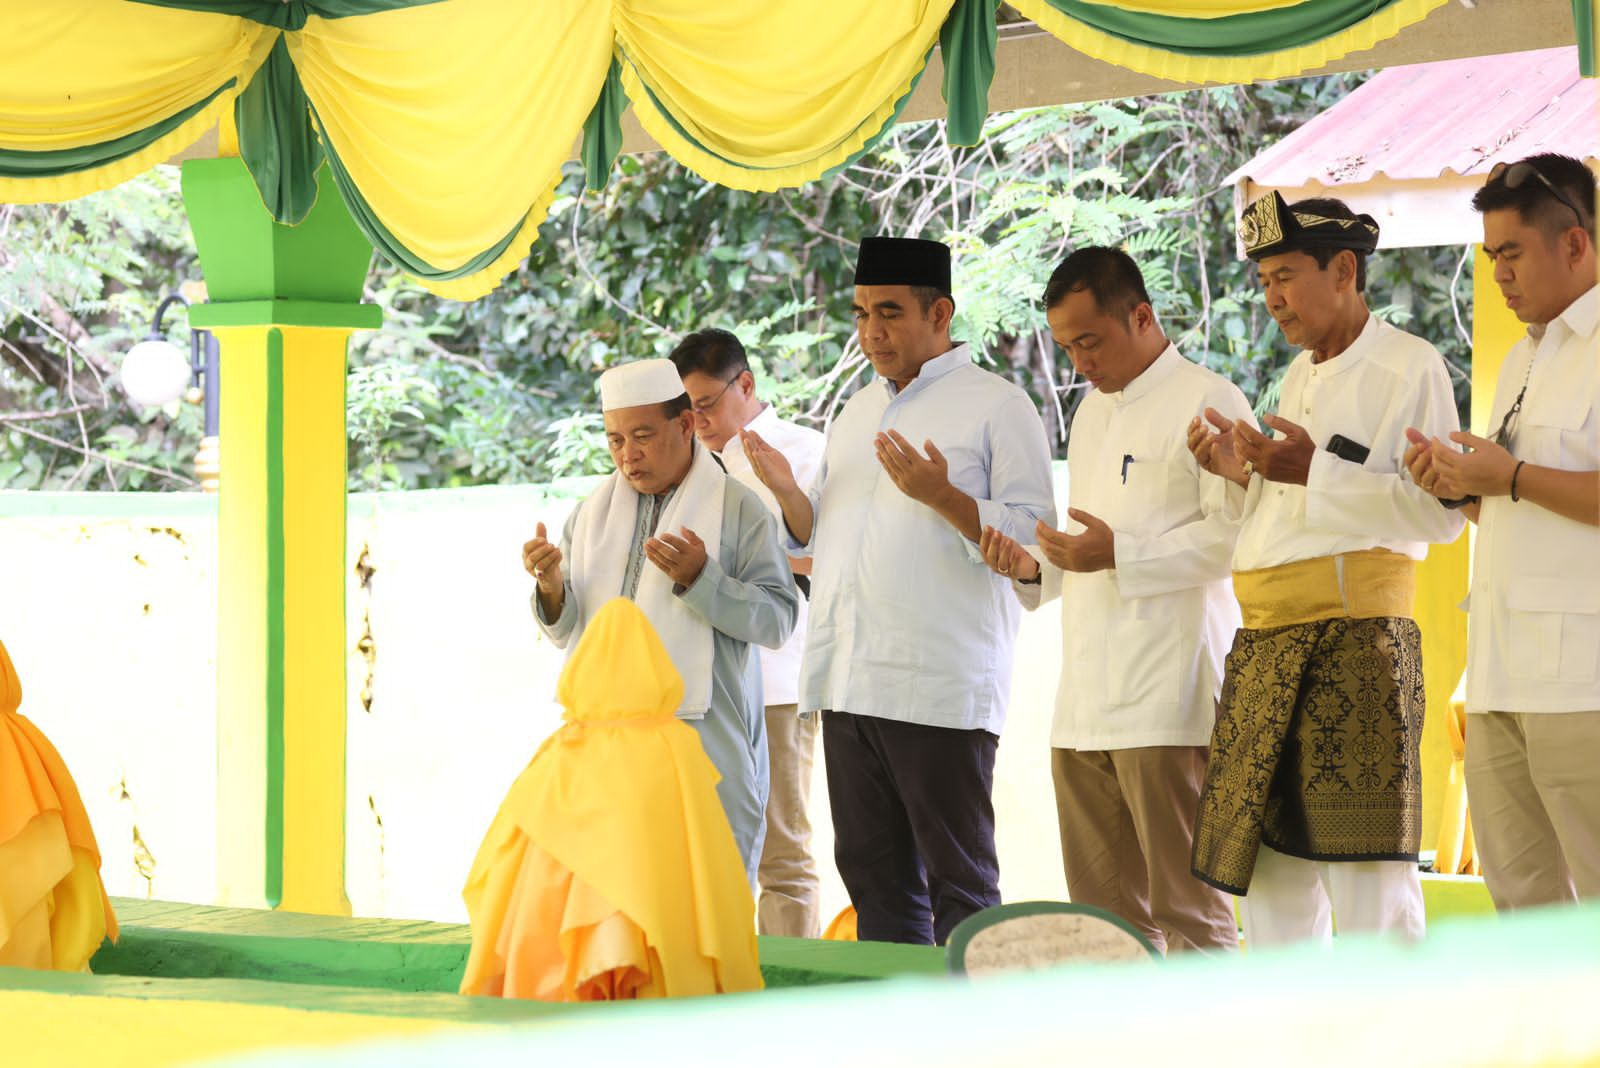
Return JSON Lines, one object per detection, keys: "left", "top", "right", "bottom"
{"left": 523, "top": 359, "right": 800, "bottom": 878}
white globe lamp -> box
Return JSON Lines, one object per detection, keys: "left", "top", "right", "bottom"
{"left": 122, "top": 337, "right": 193, "bottom": 409}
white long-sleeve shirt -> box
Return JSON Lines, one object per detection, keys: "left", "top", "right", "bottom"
{"left": 720, "top": 404, "right": 825, "bottom": 708}
{"left": 1016, "top": 345, "right": 1253, "bottom": 750}
{"left": 1232, "top": 315, "right": 1465, "bottom": 571}
{"left": 1466, "top": 283, "right": 1600, "bottom": 715}
{"left": 790, "top": 344, "right": 1056, "bottom": 733}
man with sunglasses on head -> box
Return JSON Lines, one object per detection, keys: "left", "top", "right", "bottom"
{"left": 1405, "top": 153, "right": 1600, "bottom": 911}
{"left": 1187, "top": 194, "right": 1464, "bottom": 948}
{"left": 671, "top": 328, "right": 828, "bottom": 938}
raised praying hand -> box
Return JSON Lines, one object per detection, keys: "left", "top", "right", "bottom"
{"left": 646, "top": 526, "right": 709, "bottom": 588}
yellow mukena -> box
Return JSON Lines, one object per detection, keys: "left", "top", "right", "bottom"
{"left": 461, "top": 597, "right": 762, "bottom": 1001}
{"left": 0, "top": 639, "right": 119, "bottom": 971}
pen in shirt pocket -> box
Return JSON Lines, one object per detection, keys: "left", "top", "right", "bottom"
{"left": 1121, "top": 454, "right": 1134, "bottom": 484}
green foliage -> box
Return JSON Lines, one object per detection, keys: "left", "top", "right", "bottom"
{"left": 3, "top": 70, "right": 1477, "bottom": 491}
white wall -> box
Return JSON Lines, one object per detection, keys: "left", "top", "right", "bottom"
{"left": 0, "top": 477, "right": 1070, "bottom": 924}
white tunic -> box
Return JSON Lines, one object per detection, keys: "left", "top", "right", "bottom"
{"left": 1466, "top": 283, "right": 1600, "bottom": 715}
{"left": 1232, "top": 315, "right": 1465, "bottom": 571}
{"left": 720, "top": 404, "right": 826, "bottom": 708}
{"left": 1016, "top": 345, "right": 1253, "bottom": 750}
{"left": 791, "top": 344, "right": 1056, "bottom": 733}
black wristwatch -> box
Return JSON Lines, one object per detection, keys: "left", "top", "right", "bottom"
{"left": 1439, "top": 495, "right": 1479, "bottom": 510}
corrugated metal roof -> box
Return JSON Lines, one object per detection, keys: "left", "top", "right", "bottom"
{"left": 1226, "top": 47, "right": 1600, "bottom": 189}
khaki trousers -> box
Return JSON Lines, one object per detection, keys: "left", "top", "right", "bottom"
{"left": 1052, "top": 745, "right": 1238, "bottom": 954}
{"left": 757, "top": 705, "right": 820, "bottom": 937}
{"left": 1465, "top": 710, "right": 1600, "bottom": 910}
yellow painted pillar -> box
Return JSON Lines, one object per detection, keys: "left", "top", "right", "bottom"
{"left": 182, "top": 157, "right": 379, "bottom": 914}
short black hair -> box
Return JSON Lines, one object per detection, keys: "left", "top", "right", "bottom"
{"left": 668, "top": 327, "right": 749, "bottom": 381}
{"left": 1285, "top": 197, "right": 1369, "bottom": 293}
{"left": 908, "top": 285, "right": 955, "bottom": 315}
{"left": 1042, "top": 246, "right": 1152, "bottom": 317}
{"left": 1472, "top": 153, "right": 1597, "bottom": 244}
{"left": 660, "top": 393, "right": 692, "bottom": 420}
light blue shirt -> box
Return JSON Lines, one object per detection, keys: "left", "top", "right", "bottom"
{"left": 790, "top": 343, "right": 1056, "bottom": 733}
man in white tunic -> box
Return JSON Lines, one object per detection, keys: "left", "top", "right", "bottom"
{"left": 1405, "top": 154, "right": 1600, "bottom": 909}
{"left": 1186, "top": 194, "right": 1465, "bottom": 947}
{"left": 522, "top": 359, "right": 800, "bottom": 880}
{"left": 742, "top": 236, "right": 1056, "bottom": 945}
{"left": 979, "top": 247, "right": 1250, "bottom": 953}
{"left": 671, "top": 328, "right": 829, "bottom": 938}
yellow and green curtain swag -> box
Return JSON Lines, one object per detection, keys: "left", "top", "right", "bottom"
{"left": 0, "top": 1, "right": 274, "bottom": 202}
{"left": 1010, "top": 0, "right": 1452, "bottom": 83}
{"left": 10, "top": 0, "right": 1590, "bottom": 300}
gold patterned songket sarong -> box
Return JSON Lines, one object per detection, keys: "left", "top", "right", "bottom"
{"left": 1191, "top": 550, "right": 1424, "bottom": 895}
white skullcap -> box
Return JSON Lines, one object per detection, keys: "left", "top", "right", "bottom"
{"left": 598, "top": 359, "right": 687, "bottom": 412}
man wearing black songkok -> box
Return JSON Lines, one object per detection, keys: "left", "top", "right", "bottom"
{"left": 740, "top": 236, "right": 1056, "bottom": 945}
{"left": 1184, "top": 193, "right": 1464, "bottom": 947}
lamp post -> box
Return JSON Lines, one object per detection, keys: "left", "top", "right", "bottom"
{"left": 121, "top": 292, "right": 221, "bottom": 491}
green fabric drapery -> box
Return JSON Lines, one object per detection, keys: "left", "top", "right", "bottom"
{"left": 1576, "top": 0, "right": 1596, "bottom": 75}
{"left": 4, "top": 0, "right": 1590, "bottom": 299}
{"left": 234, "top": 37, "right": 324, "bottom": 225}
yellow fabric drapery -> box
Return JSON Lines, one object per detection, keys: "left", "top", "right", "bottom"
{"left": 461, "top": 598, "right": 761, "bottom": 1001}
{"left": 1071, "top": 0, "right": 1307, "bottom": 14}
{"left": 0, "top": 0, "right": 273, "bottom": 203}
{"left": 289, "top": 1, "right": 614, "bottom": 297}
{"left": 613, "top": 0, "right": 948, "bottom": 192}
{"left": 1010, "top": 0, "right": 1451, "bottom": 83}
{"left": 0, "top": 639, "right": 119, "bottom": 972}
{"left": 0, "top": 0, "right": 1467, "bottom": 296}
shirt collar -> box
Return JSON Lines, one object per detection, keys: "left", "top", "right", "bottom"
{"left": 1108, "top": 343, "right": 1181, "bottom": 407}
{"left": 885, "top": 343, "right": 970, "bottom": 397}
{"left": 1531, "top": 282, "right": 1599, "bottom": 346}
{"left": 1305, "top": 312, "right": 1380, "bottom": 379}
{"left": 720, "top": 403, "right": 775, "bottom": 460}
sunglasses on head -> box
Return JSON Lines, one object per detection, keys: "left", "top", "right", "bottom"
{"left": 1489, "top": 161, "right": 1588, "bottom": 229}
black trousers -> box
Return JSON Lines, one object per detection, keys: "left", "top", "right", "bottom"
{"left": 823, "top": 710, "right": 1000, "bottom": 945}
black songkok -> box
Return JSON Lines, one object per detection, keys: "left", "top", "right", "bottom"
{"left": 853, "top": 236, "right": 952, "bottom": 293}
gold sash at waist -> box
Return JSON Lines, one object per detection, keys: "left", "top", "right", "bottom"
{"left": 1232, "top": 549, "right": 1416, "bottom": 630}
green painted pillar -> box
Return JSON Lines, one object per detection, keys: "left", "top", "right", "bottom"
{"left": 181, "top": 157, "right": 380, "bottom": 914}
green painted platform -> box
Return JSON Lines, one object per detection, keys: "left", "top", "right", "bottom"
{"left": 83, "top": 899, "right": 945, "bottom": 1001}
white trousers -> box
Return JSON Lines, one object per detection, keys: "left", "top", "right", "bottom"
{"left": 1241, "top": 845, "right": 1425, "bottom": 949}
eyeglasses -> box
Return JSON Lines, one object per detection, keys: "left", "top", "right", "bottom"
{"left": 1489, "top": 161, "right": 1588, "bottom": 229}
{"left": 690, "top": 371, "right": 746, "bottom": 415}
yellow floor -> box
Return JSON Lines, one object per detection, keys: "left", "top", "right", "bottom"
{"left": 4, "top": 990, "right": 460, "bottom": 1068}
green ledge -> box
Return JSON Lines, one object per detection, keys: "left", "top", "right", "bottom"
{"left": 187, "top": 300, "right": 382, "bottom": 331}
{"left": 82, "top": 899, "right": 946, "bottom": 1000}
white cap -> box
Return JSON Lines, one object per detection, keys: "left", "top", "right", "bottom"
{"left": 598, "top": 359, "right": 686, "bottom": 412}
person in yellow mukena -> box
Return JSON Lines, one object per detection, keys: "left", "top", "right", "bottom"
{"left": 0, "top": 638, "right": 118, "bottom": 970}
{"left": 460, "top": 598, "right": 762, "bottom": 1001}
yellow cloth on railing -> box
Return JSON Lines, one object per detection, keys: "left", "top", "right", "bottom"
{"left": 1232, "top": 549, "right": 1417, "bottom": 630}
{"left": 0, "top": 639, "right": 118, "bottom": 971}
{"left": 460, "top": 598, "right": 760, "bottom": 1001}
